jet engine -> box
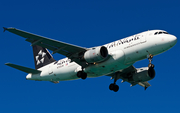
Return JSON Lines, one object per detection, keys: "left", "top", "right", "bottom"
{"left": 84, "top": 46, "right": 108, "bottom": 63}
{"left": 132, "top": 67, "right": 155, "bottom": 82}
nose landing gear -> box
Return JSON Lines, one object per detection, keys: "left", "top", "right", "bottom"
{"left": 148, "top": 54, "right": 155, "bottom": 69}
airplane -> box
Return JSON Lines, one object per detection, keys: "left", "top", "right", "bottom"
{"left": 4, "top": 27, "right": 177, "bottom": 92}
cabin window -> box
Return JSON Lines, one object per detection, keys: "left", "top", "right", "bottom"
{"left": 54, "top": 61, "right": 58, "bottom": 64}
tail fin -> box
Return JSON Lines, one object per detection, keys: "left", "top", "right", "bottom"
{"left": 32, "top": 45, "right": 56, "bottom": 69}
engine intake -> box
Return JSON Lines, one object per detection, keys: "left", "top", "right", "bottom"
{"left": 132, "top": 67, "right": 155, "bottom": 82}
{"left": 84, "top": 46, "right": 108, "bottom": 63}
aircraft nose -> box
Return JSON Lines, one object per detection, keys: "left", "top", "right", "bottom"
{"left": 169, "top": 35, "right": 177, "bottom": 47}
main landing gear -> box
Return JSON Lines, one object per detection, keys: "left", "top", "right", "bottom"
{"left": 77, "top": 71, "right": 87, "bottom": 80}
{"left": 109, "top": 83, "right": 119, "bottom": 92}
{"left": 77, "top": 66, "right": 87, "bottom": 80}
{"left": 109, "top": 73, "right": 119, "bottom": 92}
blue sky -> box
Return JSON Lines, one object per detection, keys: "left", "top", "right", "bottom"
{"left": 1, "top": 0, "right": 180, "bottom": 113}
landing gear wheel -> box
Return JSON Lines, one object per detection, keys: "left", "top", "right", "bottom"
{"left": 109, "top": 83, "right": 114, "bottom": 90}
{"left": 109, "top": 83, "right": 119, "bottom": 92}
{"left": 113, "top": 85, "right": 119, "bottom": 92}
{"left": 77, "top": 71, "right": 87, "bottom": 80}
{"left": 81, "top": 73, "right": 87, "bottom": 80}
{"left": 77, "top": 71, "right": 82, "bottom": 78}
{"left": 148, "top": 63, "right": 155, "bottom": 69}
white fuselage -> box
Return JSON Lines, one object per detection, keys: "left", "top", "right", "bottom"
{"left": 26, "top": 30, "right": 177, "bottom": 82}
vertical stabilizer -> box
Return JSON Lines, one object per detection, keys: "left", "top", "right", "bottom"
{"left": 33, "top": 45, "right": 56, "bottom": 69}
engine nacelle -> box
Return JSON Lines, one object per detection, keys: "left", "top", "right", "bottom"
{"left": 84, "top": 46, "right": 108, "bottom": 63}
{"left": 132, "top": 67, "right": 155, "bottom": 82}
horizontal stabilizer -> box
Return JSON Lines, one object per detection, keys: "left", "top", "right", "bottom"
{"left": 5, "top": 63, "right": 41, "bottom": 74}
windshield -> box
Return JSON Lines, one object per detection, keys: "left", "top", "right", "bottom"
{"left": 154, "top": 31, "right": 168, "bottom": 35}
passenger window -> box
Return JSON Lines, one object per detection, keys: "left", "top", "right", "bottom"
{"left": 68, "top": 59, "right": 71, "bottom": 62}
{"left": 54, "top": 61, "right": 58, "bottom": 64}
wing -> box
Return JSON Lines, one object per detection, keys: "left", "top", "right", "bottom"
{"left": 4, "top": 27, "right": 88, "bottom": 67}
{"left": 107, "top": 65, "right": 151, "bottom": 89}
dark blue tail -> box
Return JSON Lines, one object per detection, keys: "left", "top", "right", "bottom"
{"left": 32, "top": 45, "right": 56, "bottom": 69}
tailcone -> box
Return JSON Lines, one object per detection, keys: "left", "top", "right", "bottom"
{"left": 26, "top": 73, "right": 32, "bottom": 80}
{"left": 26, "top": 73, "right": 40, "bottom": 80}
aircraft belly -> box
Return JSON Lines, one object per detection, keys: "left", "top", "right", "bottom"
{"left": 32, "top": 63, "right": 77, "bottom": 81}
{"left": 49, "top": 64, "right": 75, "bottom": 81}
{"left": 124, "top": 43, "right": 147, "bottom": 64}
{"left": 84, "top": 50, "right": 129, "bottom": 77}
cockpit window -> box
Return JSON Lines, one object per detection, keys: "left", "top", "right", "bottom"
{"left": 154, "top": 31, "right": 169, "bottom": 35}
{"left": 163, "top": 32, "right": 168, "bottom": 34}
{"left": 159, "top": 32, "right": 163, "bottom": 34}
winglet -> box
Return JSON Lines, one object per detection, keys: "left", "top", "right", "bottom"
{"left": 3, "top": 27, "right": 7, "bottom": 32}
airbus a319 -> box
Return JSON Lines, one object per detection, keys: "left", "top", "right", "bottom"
{"left": 4, "top": 27, "right": 177, "bottom": 92}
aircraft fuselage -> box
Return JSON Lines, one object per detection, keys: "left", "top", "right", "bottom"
{"left": 26, "top": 30, "right": 177, "bottom": 82}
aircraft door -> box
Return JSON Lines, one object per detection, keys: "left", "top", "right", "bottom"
{"left": 48, "top": 65, "right": 53, "bottom": 75}
{"left": 140, "top": 32, "right": 147, "bottom": 43}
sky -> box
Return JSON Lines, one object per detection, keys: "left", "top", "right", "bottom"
{"left": 1, "top": 0, "right": 180, "bottom": 113}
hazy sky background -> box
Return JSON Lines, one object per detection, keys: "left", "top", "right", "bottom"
{"left": 1, "top": 0, "right": 180, "bottom": 113}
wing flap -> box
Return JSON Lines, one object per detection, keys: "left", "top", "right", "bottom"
{"left": 5, "top": 63, "right": 41, "bottom": 74}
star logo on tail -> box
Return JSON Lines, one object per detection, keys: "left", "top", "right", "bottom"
{"left": 36, "top": 50, "right": 46, "bottom": 65}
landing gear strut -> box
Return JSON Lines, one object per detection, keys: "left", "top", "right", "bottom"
{"left": 148, "top": 54, "right": 155, "bottom": 69}
{"left": 109, "top": 73, "right": 119, "bottom": 92}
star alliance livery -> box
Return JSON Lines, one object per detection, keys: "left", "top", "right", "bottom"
{"left": 4, "top": 27, "right": 177, "bottom": 92}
